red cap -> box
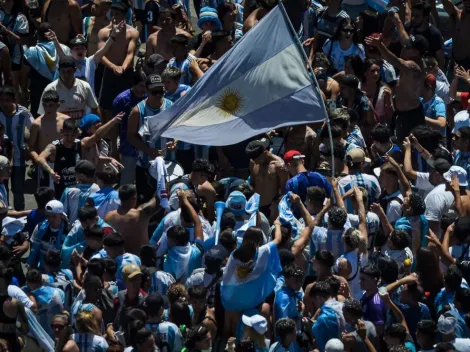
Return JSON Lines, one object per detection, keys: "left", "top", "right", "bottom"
{"left": 425, "top": 74, "right": 437, "bottom": 89}
{"left": 283, "top": 150, "right": 305, "bottom": 163}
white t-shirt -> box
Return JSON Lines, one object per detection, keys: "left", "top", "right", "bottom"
{"left": 424, "top": 183, "right": 454, "bottom": 236}
{"left": 322, "top": 40, "right": 366, "bottom": 71}
{"left": 8, "top": 285, "right": 34, "bottom": 308}
{"left": 415, "top": 172, "right": 435, "bottom": 199}
{"left": 384, "top": 191, "right": 404, "bottom": 224}
{"left": 37, "top": 78, "right": 99, "bottom": 119}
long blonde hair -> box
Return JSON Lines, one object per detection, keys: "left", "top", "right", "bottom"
{"left": 75, "top": 311, "right": 100, "bottom": 335}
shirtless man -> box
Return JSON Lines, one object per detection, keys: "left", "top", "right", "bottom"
{"left": 243, "top": 0, "right": 276, "bottom": 33}
{"left": 28, "top": 91, "right": 69, "bottom": 186}
{"left": 82, "top": 0, "right": 112, "bottom": 55}
{"left": 145, "top": 8, "right": 191, "bottom": 64}
{"left": 283, "top": 125, "right": 319, "bottom": 170}
{"left": 245, "top": 138, "right": 289, "bottom": 222}
{"left": 365, "top": 24, "right": 427, "bottom": 144}
{"left": 104, "top": 184, "right": 161, "bottom": 254}
{"left": 442, "top": 0, "right": 470, "bottom": 71}
{"left": 41, "top": 0, "right": 82, "bottom": 44}
{"left": 98, "top": 1, "right": 139, "bottom": 158}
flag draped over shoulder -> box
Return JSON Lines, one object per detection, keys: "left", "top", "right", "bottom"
{"left": 141, "top": 4, "right": 327, "bottom": 146}
{"left": 221, "top": 242, "right": 281, "bottom": 311}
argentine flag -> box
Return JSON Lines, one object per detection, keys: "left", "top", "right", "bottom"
{"left": 141, "top": 4, "right": 327, "bottom": 146}
{"left": 221, "top": 241, "right": 281, "bottom": 311}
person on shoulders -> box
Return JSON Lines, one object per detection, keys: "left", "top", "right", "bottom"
{"left": 162, "top": 66, "right": 190, "bottom": 103}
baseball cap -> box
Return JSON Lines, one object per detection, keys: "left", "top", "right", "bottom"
{"left": 438, "top": 314, "right": 457, "bottom": 334}
{"left": 283, "top": 150, "right": 305, "bottom": 164}
{"left": 346, "top": 148, "right": 371, "bottom": 164}
{"left": 146, "top": 74, "right": 165, "bottom": 90}
{"left": 325, "top": 338, "right": 344, "bottom": 352}
{"left": 245, "top": 139, "right": 270, "bottom": 160}
{"left": 58, "top": 56, "right": 76, "bottom": 69}
{"left": 0, "top": 156, "right": 9, "bottom": 169}
{"left": 444, "top": 166, "right": 468, "bottom": 187}
{"left": 103, "top": 232, "right": 125, "bottom": 246}
{"left": 424, "top": 73, "right": 437, "bottom": 89}
{"left": 242, "top": 314, "right": 267, "bottom": 335}
{"left": 80, "top": 114, "right": 101, "bottom": 131}
{"left": 452, "top": 110, "right": 470, "bottom": 134}
{"left": 225, "top": 191, "right": 246, "bottom": 216}
{"left": 147, "top": 54, "right": 166, "bottom": 68}
{"left": 69, "top": 160, "right": 95, "bottom": 177}
{"left": 122, "top": 264, "right": 143, "bottom": 281}
{"left": 1, "top": 217, "right": 26, "bottom": 237}
{"left": 45, "top": 200, "right": 65, "bottom": 215}
{"left": 69, "top": 36, "right": 87, "bottom": 48}
{"left": 409, "top": 34, "right": 429, "bottom": 56}
{"left": 427, "top": 158, "right": 452, "bottom": 174}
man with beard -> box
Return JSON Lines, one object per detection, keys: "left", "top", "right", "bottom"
{"left": 365, "top": 19, "right": 427, "bottom": 144}
{"left": 403, "top": 2, "right": 445, "bottom": 68}
{"left": 442, "top": 0, "right": 470, "bottom": 71}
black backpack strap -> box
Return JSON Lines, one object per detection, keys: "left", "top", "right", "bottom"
{"left": 347, "top": 252, "right": 361, "bottom": 282}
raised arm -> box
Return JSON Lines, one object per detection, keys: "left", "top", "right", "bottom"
{"left": 354, "top": 187, "right": 368, "bottom": 253}
{"left": 178, "top": 190, "right": 203, "bottom": 241}
{"left": 390, "top": 13, "right": 412, "bottom": 48}
{"left": 402, "top": 137, "right": 417, "bottom": 181}
{"left": 381, "top": 292, "right": 410, "bottom": 334}
{"left": 384, "top": 156, "right": 412, "bottom": 198}
{"left": 46, "top": 30, "right": 67, "bottom": 61}
{"left": 93, "top": 21, "right": 125, "bottom": 64}
{"left": 81, "top": 112, "right": 123, "bottom": 148}
{"left": 331, "top": 178, "right": 345, "bottom": 211}
{"left": 441, "top": 0, "right": 459, "bottom": 20}
{"left": 138, "top": 194, "right": 162, "bottom": 220}
{"left": 291, "top": 193, "right": 314, "bottom": 257}
{"left": 371, "top": 203, "right": 394, "bottom": 236}
{"left": 365, "top": 35, "right": 419, "bottom": 73}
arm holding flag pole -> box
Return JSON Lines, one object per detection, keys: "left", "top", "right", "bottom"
{"left": 177, "top": 189, "right": 203, "bottom": 243}
{"left": 276, "top": 0, "right": 335, "bottom": 177}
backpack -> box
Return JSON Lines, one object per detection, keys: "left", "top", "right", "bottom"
{"left": 98, "top": 287, "right": 116, "bottom": 326}
{"left": 114, "top": 290, "right": 146, "bottom": 344}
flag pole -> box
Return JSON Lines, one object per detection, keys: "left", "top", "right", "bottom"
{"left": 277, "top": 0, "right": 335, "bottom": 178}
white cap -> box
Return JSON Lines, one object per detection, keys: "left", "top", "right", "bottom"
{"left": 242, "top": 314, "right": 267, "bottom": 335}
{"left": 325, "top": 338, "right": 344, "bottom": 352}
{"left": 452, "top": 110, "right": 470, "bottom": 134}
{"left": 443, "top": 165, "right": 468, "bottom": 187}
{"left": 1, "top": 217, "right": 26, "bottom": 236}
{"left": 0, "top": 156, "right": 9, "bottom": 169}
{"left": 438, "top": 314, "right": 457, "bottom": 334}
{"left": 45, "top": 200, "right": 65, "bottom": 215}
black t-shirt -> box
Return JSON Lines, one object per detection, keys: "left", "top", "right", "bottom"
{"left": 144, "top": 0, "right": 160, "bottom": 26}
{"left": 404, "top": 22, "right": 443, "bottom": 58}
{"left": 188, "top": 33, "right": 215, "bottom": 58}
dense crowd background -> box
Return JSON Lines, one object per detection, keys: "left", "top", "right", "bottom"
{"left": 0, "top": 0, "right": 468, "bottom": 350}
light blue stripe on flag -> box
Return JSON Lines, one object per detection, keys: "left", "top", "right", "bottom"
{"left": 141, "top": 4, "right": 327, "bottom": 147}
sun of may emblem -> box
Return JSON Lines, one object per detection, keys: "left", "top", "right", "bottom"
{"left": 216, "top": 88, "right": 243, "bottom": 116}
{"left": 234, "top": 261, "right": 253, "bottom": 283}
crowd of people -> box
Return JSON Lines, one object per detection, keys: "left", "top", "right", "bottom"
{"left": 0, "top": 0, "right": 467, "bottom": 350}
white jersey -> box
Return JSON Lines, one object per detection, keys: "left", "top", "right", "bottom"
{"left": 38, "top": 78, "right": 99, "bottom": 119}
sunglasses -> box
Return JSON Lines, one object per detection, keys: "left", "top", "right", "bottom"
{"left": 342, "top": 28, "right": 354, "bottom": 33}
{"left": 51, "top": 324, "right": 66, "bottom": 330}
{"left": 149, "top": 89, "right": 164, "bottom": 95}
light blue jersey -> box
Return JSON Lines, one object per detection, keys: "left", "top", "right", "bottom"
{"left": 26, "top": 286, "right": 64, "bottom": 338}
{"left": 72, "top": 333, "right": 109, "bottom": 352}
{"left": 146, "top": 321, "right": 183, "bottom": 351}
{"left": 136, "top": 98, "right": 173, "bottom": 168}
{"left": 61, "top": 183, "right": 100, "bottom": 223}
{"left": 167, "top": 54, "right": 196, "bottom": 86}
